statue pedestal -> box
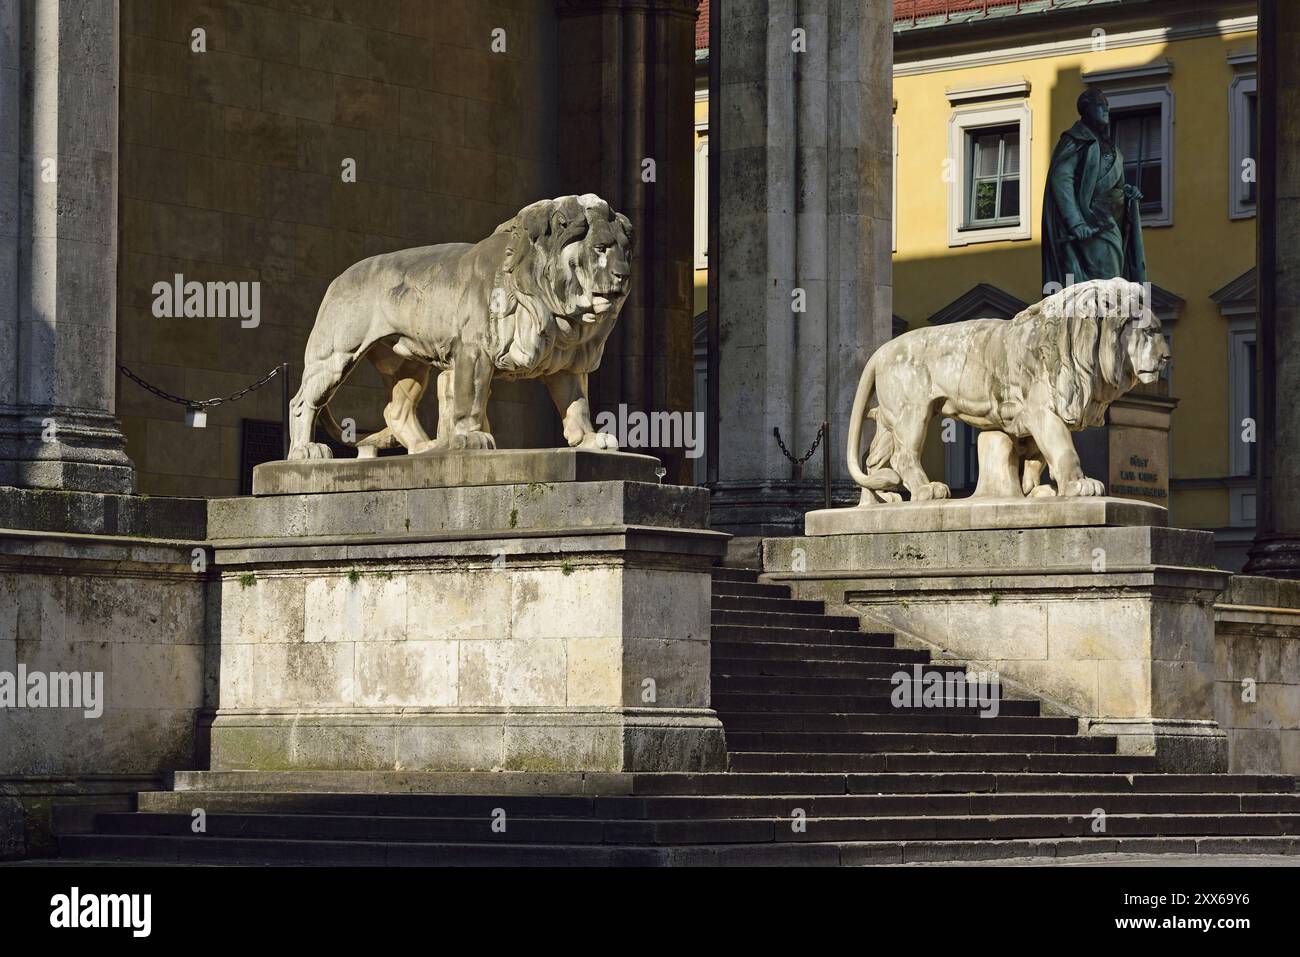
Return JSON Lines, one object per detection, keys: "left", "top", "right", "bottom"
{"left": 768, "top": 499, "right": 1230, "bottom": 770}
{"left": 206, "top": 457, "right": 728, "bottom": 773}
{"left": 252, "top": 448, "right": 664, "bottom": 496}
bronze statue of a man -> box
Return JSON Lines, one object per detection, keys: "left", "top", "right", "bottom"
{"left": 1042, "top": 88, "right": 1147, "bottom": 291}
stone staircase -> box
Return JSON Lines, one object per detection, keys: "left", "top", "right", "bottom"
{"left": 56, "top": 567, "right": 1300, "bottom": 865}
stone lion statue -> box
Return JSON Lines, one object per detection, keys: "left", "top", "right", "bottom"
{"left": 287, "top": 194, "right": 633, "bottom": 460}
{"left": 846, "top": 278, "right": 1170, "bottom": 503}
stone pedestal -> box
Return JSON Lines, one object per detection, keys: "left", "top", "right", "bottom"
{"left": 205, "top": 455, "right": 728, "bottom": 773}
{"left": 1106, "top": 394, "right": 1176, "bottom": 507}
{"left": 764, "top": 498, "right": 1231, "bottom": 770}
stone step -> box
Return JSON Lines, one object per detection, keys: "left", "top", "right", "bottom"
{"left": 134, "top": 774, "right": 1295, "bottom": 818}
{"left": 710, "top": 567, "right": 761, "bottom": 584}
{"left": 716, "top": 712, "right": 1076, "bottom": 735}
{"left": 726, "top": 751, "right": 1157, "bottom": 773}
{"left": 77, "top": 810, "right": 1300, "bottom": 847}
{"left": 712, "top": 674, "right": 973, "bottom": 695}
{"left": 711, "top": 657, "right": 962, "bottom": 680}
{"left": 127, "top": 790, "right": 1300, "bottom": 823}
{"left": 712, "top": 609, "right": 862, "bottom": 630}
{"left": 58, "top": 832, "right": 1300, "bottom": 866}
{"left": 711, "top": 625, "right": 895, "bottom": 647}
{"left": 710, "top": 640, "right": 918, "bottom": 663}
{"left": 725, "top": 731, "right": 1119, "bottom": 754}
{"left": 711, "top": 581, "right": 792, "bottom": 600}
{"left": 712, "top": 690, "right": 1042, "bottom": 715}
{"left": 711, "top": 595, "right": 826, "bottom": 614}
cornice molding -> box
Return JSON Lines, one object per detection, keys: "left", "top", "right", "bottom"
{"left": 556, "top": 0, "right": 698, "bottom": 19}
{"left": 895, "top": 15, "right": 1256, "bottom": 78}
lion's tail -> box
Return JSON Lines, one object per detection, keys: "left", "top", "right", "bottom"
{"left": 846, "top": 353, "right": 900, "bottom": 491}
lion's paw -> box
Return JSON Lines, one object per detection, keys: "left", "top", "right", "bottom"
{"left": 575, "top": 431, "right": 619, "bottom": 451}
{"left": 1060, "top": 477, "right": 1106, "bottom": 497}
{"left": 1027, "top": 484, "right": 1057, "bottom": 498}
{"left": 913, "top": 482, "right": 950, "bottom": 501}
{"left": 449, "top": 430, "right": 497, "bottom": 451}
{"left": 288, "top": 442, "right": 333, "bottom": 461}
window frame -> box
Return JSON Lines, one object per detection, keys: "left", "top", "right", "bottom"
{"left": 947, "top": 102, "right": 1032, "bottom": 247}
{"left": 1104, "top": 85, "right": 1174, "bottom": 227}
{"left": 965, "top": 124, "right": 1022, "bottom": 228}
{"left": 1229, "top": 73, "right": 1258, "bottom": 220}
{"left": 693, "top": 125, "right": 708, "bottom": 269}
{"left": 1227, "top": 317, "right": 1257, "bottom": 480}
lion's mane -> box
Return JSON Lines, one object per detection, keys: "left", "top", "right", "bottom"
{"left": 1012, "top": 278, "right": 1146, "bottom": 430}
{"left": 488, "top": 194, "right": 633, "bottom": 375}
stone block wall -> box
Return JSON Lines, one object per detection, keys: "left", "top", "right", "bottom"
{"left": 0, "top": 488, "right": 210, "bottom": 857}
{"left": 116, "top": 0, "right": 564, "bottom": 496}
{"left": 204, "top": 480, "right": 726, "bottom": 773}
{"left": 1214, "top": 576, "right": 1300, "bottom": 773}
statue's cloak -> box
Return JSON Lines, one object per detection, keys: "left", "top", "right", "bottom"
{"left": 1042, "top": 120, "right": 1147, "bottom": 291}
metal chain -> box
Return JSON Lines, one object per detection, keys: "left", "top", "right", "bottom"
{"left": 118, "top": 363, "right": 285, "bottom": 408}
{"left": 773, "top": 421, "right": 825, "bottom": 466}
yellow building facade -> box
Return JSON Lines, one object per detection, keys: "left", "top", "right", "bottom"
{"left": 893, "top": 1, "right": 1258, "bottom": 567}
{"left": 693, "top": 2, "right": 1256, "bottom": 566}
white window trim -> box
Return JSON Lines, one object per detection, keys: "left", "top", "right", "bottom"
{"left": 947, "top": 102, "right": 1032, "bottom": 247}
{"left": 1229, "top": 483, "right": 1257, "bottom": 528}
{"left": 693, "top": 127, "right": 708, "bottom": 270}
{"left": 945, "top": 78, "right": 1031, "bottom": 104}
{"left": 1228, "top": 317, "right": 1256, "bottom": 478}
{"left": 1080, "top": 60, "right": 1172, "bottom": 86}
{"left": 1229, "top": 73, "right": 1258, "bottom": 220}
{"left": 1104, "top": 84, "right": 1174, "bottom": 228}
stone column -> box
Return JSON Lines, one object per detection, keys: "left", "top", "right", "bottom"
{"left": 555, "top": 0, "right": 698, "bottom": 485}
{"left": 0, "top": 0, "right": 134, "bottom": 494}
{"left": 1244, "top": 0, "right": 1300, "bottom": 576}
{"left": 711, "top": 0, "right": 893, "bottom": 537}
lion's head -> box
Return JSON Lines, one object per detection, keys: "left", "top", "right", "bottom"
{"left": 1015, "top": 278, "right": 1169, "bottom": 429}
{"left": 491, "top": 195, "right": 633, "bottom": 371}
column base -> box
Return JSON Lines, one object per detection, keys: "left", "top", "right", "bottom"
{"left": 709, "top": 479, "right": 859, "bottom": 537}
{"left": 1243, "top": 535, "right": 1300, "bottom": 579}
{"left": 0, "top": 406, "right": 135, "bottom": 494}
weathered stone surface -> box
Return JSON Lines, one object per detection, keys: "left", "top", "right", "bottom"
{"left": 209, "top": 710, "right": 726, "bottom": 774}
{"left": 764, "top": 524, "right": 1229, "bottom": 771}
{"left": 207, "top": 479, "right": 727, "bottom": 773}
{"left": 254, "top": 448, "right": 663, "bottom": 496}
{"left": 805, "top": 495, "right": 1166, "bottom": 536}
{"left": 1214, "top": 574, "right": 1300, "bottom": 773}
{"left": 210, "top": 479, "right": 711, "bottom": 541}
